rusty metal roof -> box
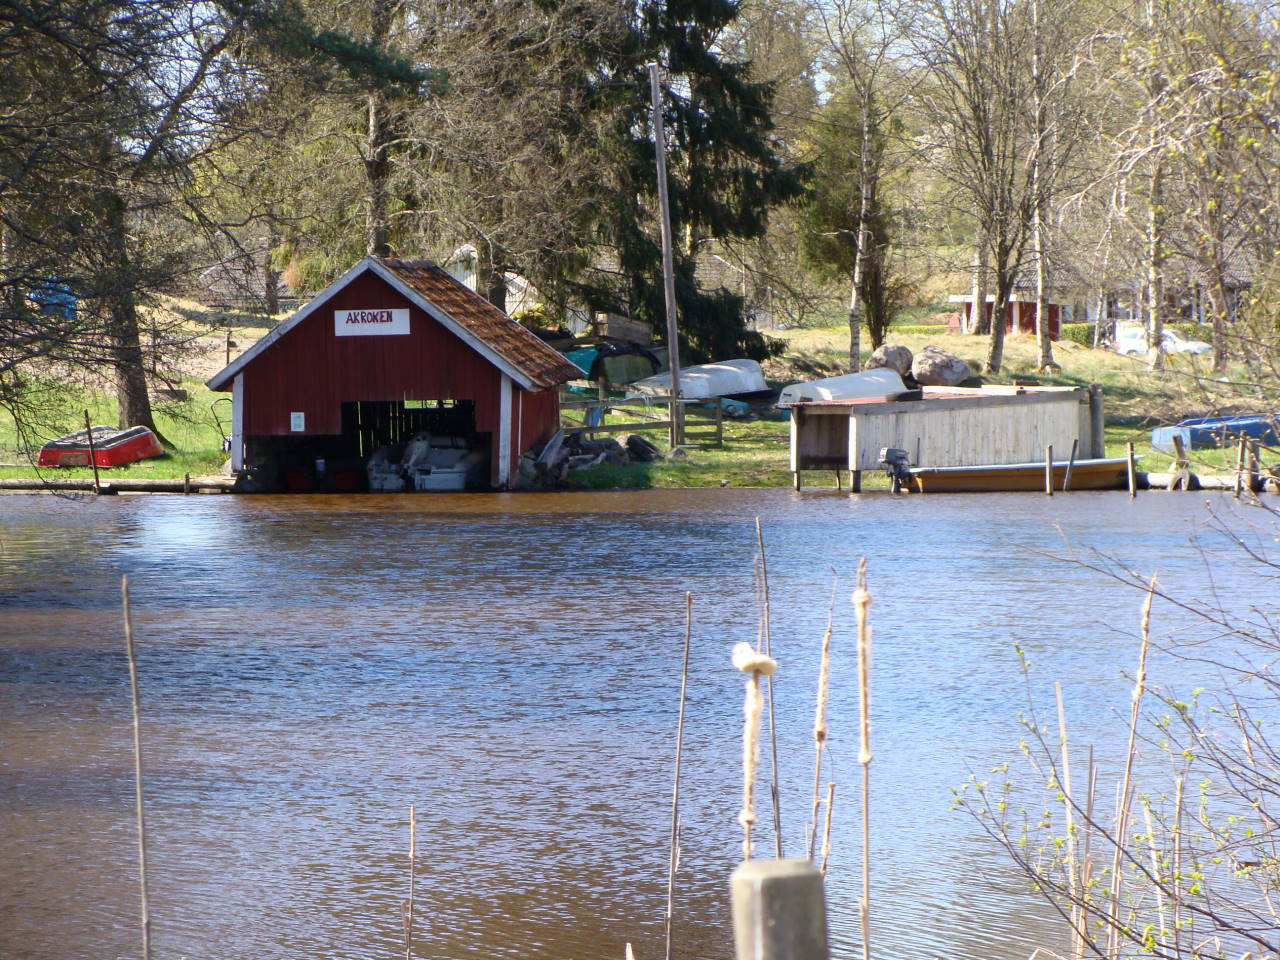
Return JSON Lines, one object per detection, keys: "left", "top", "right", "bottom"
{"left": 377, "top": 258, "right": 581, "bottom": 391}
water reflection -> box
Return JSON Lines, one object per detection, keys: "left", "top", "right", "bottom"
{"left": 0, "top": 489, "right": 1268, "bottom": 960}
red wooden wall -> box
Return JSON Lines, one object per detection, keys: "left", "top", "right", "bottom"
{"left": 238, "top": 270, "right": 560, "bottom": 482}
{"left": 958, "top": 300, "right": 1062, "bottom": 339}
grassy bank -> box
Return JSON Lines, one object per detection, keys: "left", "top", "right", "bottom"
{"left": 1, "top": 318, "right": 1267, "bottom": 488}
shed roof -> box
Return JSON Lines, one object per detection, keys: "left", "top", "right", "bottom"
{"left": 207, "top": 257, "right": 581, "bottom": 392}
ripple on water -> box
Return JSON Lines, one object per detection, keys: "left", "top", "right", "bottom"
{"left": 0, "top": 489, "right": 1270, "bottom": 960}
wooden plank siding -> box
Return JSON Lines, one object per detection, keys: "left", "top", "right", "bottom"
{"left": 789, "top": 388, "right": 1095, "bottom": 473}
{"left": 233, "top": 268, "right": 563, "bottom": 487}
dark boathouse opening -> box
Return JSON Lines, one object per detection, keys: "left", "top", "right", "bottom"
{"left": 246, "top": 399, "right": 489, "bottom": 493}
{"left": 206, "top": 257, "right": 580, "bottom": 493}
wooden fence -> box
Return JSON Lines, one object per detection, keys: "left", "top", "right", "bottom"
{"left": 560, "top": 396, "right": 724, "bottom": 448}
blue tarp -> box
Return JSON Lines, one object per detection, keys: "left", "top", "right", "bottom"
{"left": 1151, "top": 415, "right": 1279, "bottom": 451}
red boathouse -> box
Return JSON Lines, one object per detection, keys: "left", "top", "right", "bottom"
{"left": 207, "top": 257, "right": 580, "bottom": 492}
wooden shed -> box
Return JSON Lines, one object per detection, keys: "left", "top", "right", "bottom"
{"left": 947, "top": 294, "right": 1064, "bottom": 339}
{"left": 788, "top": 385, "right": 1106, "bottom": 489}
{"left": 207, "top": 257, "right": 581, "bottom": 492}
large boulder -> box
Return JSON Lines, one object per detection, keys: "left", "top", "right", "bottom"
{"left": 865, "top": 344, "right": 913, "bottom": 376}
{"left": 912, "top": 346, "right": 971, "bottom": 387}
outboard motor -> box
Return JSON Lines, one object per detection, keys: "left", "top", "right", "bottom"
{"left": 879, "top": 447, "right": 912, "bottom": 494}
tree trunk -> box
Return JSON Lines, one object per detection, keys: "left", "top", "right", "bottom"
{"left": 971, "top": 232, "right": 990, "bottom": 335}
{"left": 262, "top": 232, "right": 279, "bottom": 315}
{"left": 1208, "top": 269, "right": 1228, "bottom": 374}
{"left": 364, "top": 0, "right": 393, "bottom": 258}
{"left": 1146, "top": 158, "right": 1165, "bottom": 371}
{"left": 985, "top": 274, "right": 1010, "bottom": 373}
{"left": 847, "top": 92, "right": 876, "bottom": 373}
{"left": 1031, "top": 0, "right": 1054, "bottom": 371}
{"left": 1092, "top": 288, "right": 1107, "bottom": 349}
{"left": 102, "top": 189, "right": 162, "bottom": 438}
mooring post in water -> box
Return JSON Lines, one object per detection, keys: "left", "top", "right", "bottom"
{"left": 83, "top": 409, "right": 102, "bottom": 495}
{"left": 1044, "top": 444, "right": 1054, "bottom": 497}
{"left": 731, "top": 859, "right": 829, "bottom": 960}
{"left": 1088, "top": 383, "right": 1105, "bottom": 458}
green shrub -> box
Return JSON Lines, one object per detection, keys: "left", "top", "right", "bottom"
{"left": 1167, "top": 322, "right": 1213, "bottom": 341}
{"left": 1060, "top": 322, "right": 1095, "bottom": 347}
{"left": 889, "top": 323, "right": 954, "bottom": 337}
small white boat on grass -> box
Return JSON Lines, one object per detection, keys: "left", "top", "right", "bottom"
{"left": 778, "top": 368, "right": 908, "bottom": 405}
{"left": 626, "top": 358, "right": 769, "bottom": 399}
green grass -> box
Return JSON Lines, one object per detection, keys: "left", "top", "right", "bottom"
{"left": 0, "top": 378, "right": 230, "bottom": 479}
{"left": 3, "top": 319, "right": 1269, "bottom": 488}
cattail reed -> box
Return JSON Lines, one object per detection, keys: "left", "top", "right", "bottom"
{"left": 734, "top": 640, "right": 777, "bottom": 861}
{"left": 820, "top": 781, "right": 836, "bottom": 876}
{"left": 1106, "top": 577, "right": 1154, "bottom": 959}
{"left": 665, "top": 593, "right": 693, "bottom": 960}
{"left": 808, "top": 577, "right": 836, "bottom": 860}
{"left": 122, "top": 575, "right": 151, "bottom": 960}
{"left": 852, "top": 559, "right": 872, "bottom": 960}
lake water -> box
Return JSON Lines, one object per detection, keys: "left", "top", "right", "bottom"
{"left": 0, "top": 489, "right": 1271, "bottom": 960}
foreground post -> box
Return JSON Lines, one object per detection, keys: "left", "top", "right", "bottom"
{"left": 731, "top": 859, "right": 829, "bottom": 960}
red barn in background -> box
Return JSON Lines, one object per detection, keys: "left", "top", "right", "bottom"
{"left": 207, "top": 257, "right": 580, "bottom": 492}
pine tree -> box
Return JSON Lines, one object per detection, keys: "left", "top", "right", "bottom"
{"left": 581, "top": 0, "right": 807, "bottom": 363}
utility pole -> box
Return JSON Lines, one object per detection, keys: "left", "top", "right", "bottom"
{"left": 649, "top": 62, "right": 685, "bottom": 447}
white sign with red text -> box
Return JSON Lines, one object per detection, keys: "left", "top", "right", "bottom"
{"left": 334, "top": 307, "right": 410, "bottom": 336}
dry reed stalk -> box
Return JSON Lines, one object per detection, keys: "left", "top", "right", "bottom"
{"left": 1172, "top": 777, "right": 1184, "bottom": 959}
{"left": 820, "top": 781, "right": 836, "bottom": 877}
{"left": 755, "top": 518, "right": 784, "bottom": 859}
{"left": 852, "top": 559, "right": 873, "bottom": 960}
{"left": 734, "top": 641, "right": 778, "bottom": 861}
{"left": 122, "top": 576, "right": 151, "bottom": 960}
{"left": 1106, "top": 577, "right": 1155, "bottom": 960}
{"left": 404, "top": 804, "right": 416, "bottom": 960}
{"left": 1141, "top": 801, "right": 1167, "bottom": 949}
{"left": 1054, "top": 683, "right": 1080, "bottom": 960}
{"left": 1077, "top": 747, "right": 1097, "bottom": 960}
{"left": 808, "top": 578, "right": 837, "bottom": 860}
{"left": 665, "top": 593, "right": 693, "bottom": 960}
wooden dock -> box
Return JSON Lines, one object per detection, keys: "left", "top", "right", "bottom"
{"left": 0, "top": 476, "right": 237, "bottom": 494}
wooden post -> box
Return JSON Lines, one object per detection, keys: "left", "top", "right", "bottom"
{"left": 1235, "top": 437, "right": 1247, "bottom": 499}
{"left": 1247, "top": 439, "right": 1261, "bottom": 494}
{"left": 835, "top": 470, "right": 843, "bottom": 491}
{"left": 849, "top": 470, "right": 862, "bottom": 493}
{"left": 715, "top": 397, "right": 724, "bottom": 448}
{"left": 731, "top": 859, "right": 829, "bottom": 960}
{"left": 1127, "top": 442, "right": 1137, "bottom": 498}
{"left": 1088, "top": 384, "right": 1105, "bottom": 459}
{"left": 793, "top": 470, "right": 802, "bottom": 491}
{"left": 1168, "top": 435, "right": 1193, "bottom": 491}
{"left": 83, "top": 410, "right": 102, "bottom": 495}
{"left": 649, "top": 64, "right": 684, "bottom": 446}
{"left": 1045, "top": 444, "right": 1054, "bottom": 497}
{"left": 183, "top": 472, "right": 191, "bottom": 495}
{"left": 1063, "top": 438, "right": 1079, "bottom": 492}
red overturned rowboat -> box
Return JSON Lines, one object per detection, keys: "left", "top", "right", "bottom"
{"left": 38, "top": 425, "right": 164, "bottom": 468}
